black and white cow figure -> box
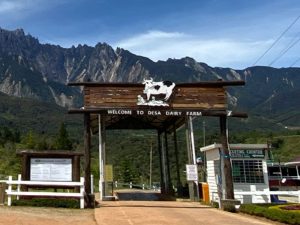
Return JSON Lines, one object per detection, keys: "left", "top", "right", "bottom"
{"left": 142, "top": 78, "right": 176, "bottom": 101}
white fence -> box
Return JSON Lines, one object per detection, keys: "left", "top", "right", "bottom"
{"left": 234, "top": 190, "right": 300, "bottom": 203}
{"left": 6, "top": 175, "right": 85, "bottom": 209}
{"left": 212, "top": 190, "right": 300, "bottom": 204}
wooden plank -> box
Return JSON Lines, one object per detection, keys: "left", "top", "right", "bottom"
{"left": 88, "top": 87, "right": 143, "bottom": 93}
{"left": 89, "top": 94, "right": 142, "bottom": 99}
{"left": 172, "top": 103, "right": 226, "bottom": 109}
{"left": 89, "top": 99, "right": 137, "bottom": 103}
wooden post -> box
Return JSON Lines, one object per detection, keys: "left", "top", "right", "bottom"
{"left": 219, "top": 115, "right": 234, "bottom": 200}
{"left": 164, "top": 131, "right": 173, "bottom": 195}
{"left": 21, "top": 154, "right": 29, "bottom": 192}
{"left": 173, "top": 125, "right": 183, "bottom": 195}
{"left": 84, "top": 113, "right": 94, "bottom": 208}
{"left": 157, "top": 131, "right": 165, "bottom": 194}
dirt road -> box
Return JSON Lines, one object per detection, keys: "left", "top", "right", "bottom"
{"left": 95, "top": 201, "right": 277, "bottom": 225}
{"left": 0, "top": 200, "right": 281, "bottom": 225}
{"left": 0, "top": 206, "right": 97, "bottom": 225}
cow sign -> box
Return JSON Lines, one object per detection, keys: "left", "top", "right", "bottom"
{"left": 137, "top": 78, "right": 176, "bottom": 106}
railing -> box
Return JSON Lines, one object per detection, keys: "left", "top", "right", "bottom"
{"left": 212, "top": 190, "right": 300, "bottom": 203}
{"left": 268, "top": 175, "right": 300, "bottom": 180}
{"left": 6, "top": 176, "right": 85, "bottom": 209}
{"left": 114, "top": 181, "right": 160, "bottom": 191}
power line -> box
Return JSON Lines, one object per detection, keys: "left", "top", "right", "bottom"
{"left": 252, "top": 15, "right": 300, "bottom": 66}
{"left": 290, "top": 57, "right": 300, "bottom": 67}
{"left": 268, "top": 35, "right": 300, "bottom": 66}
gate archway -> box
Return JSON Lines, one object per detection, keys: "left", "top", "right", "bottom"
{"left": 68, "top": 80, "right": 247, "bottom": 208}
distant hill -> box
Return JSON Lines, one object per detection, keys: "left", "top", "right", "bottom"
{"left": 0, "top": 92, "right": 81, "bottom": 135}
{"left": 0, "top": 27, "right": 299, "bottom": 131}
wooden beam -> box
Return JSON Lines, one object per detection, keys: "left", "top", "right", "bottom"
{"left": 157, "top": 131, "right": 165, "bottom": 194}
{"left": 68, "top": 80, "right": 245, "bottom": 87}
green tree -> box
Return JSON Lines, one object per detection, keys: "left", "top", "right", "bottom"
{"left": 25, "top": 130, "right": 36, "bottom": 149}
{"left": 55, "top": 123, "right": 72, "bottom": 150}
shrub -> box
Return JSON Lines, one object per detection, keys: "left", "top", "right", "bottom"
{"left": 211, "top": 201, "right": 219, "bottom": 208}
{"left": 223, "top": 204, "right": 236, "bottom": 213}
{"left": 240, "top": 204, "right": 300, "bottom": 225}
{"left": 12, "top": 198, "right": 79, "bottom": 208}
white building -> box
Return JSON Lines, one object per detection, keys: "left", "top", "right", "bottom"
{"left": 200, "top": 143, "right": 271, "bottom": 204}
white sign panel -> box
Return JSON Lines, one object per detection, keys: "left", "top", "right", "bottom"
{"left": 30, "top": 158, "right": 72, "bottom": 181}
{"left": 186, "top": 164, "right": 198, "bottom": 181}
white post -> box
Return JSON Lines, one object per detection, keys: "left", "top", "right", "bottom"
{"left": 7, "top": 176, "right": 12, "bottom": 206}
{"left": 130, "top": 182, "right": 132, "bottom": 189}
{"left": 80, "top": 177, "right": 85, "bottom": 209}
{"left": 91, "top": 175, "right": 94, "bottom": 194}
{"left": 17, "top": 174, "right": 21, "bottom": 200}
{"left": 142, "top": 184, "right": 145, "bottom": 190}
{"left": 250, "top": 185, "right": 256, "bottom": 203}
{"left": 188, "top": 116, "right": 199, "bottom": 201}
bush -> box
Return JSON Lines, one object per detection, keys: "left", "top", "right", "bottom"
{"left": 12, "top": 198, "right": 79, "bottom": 208}
{"left": 211, "top": 201, "right": 219, "bottom": 208}
{"left": 240, "top": 204, "right": 300, "bottom": 225}
{"left": 223, "top": 204, "right": 236, "bottom": 213}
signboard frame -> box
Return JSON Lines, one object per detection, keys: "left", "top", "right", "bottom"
{"left": 186, "top": 164, "right": 198, "bottom": 181}
{"left": 30, "top": 158, "right": 72, "bottom": 181}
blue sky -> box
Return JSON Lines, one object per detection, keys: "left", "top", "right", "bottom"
{"left": 1, "top": 0, "right": 300, "bottom": 69}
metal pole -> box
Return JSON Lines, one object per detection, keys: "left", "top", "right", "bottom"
{"left": 149, "top": 141, "right": 153, "bottom": 188}
{"left": 98, "top": 114, "right": 103, "bottom": 200}
{"left": 203, "top": 121, "right": 206, "bottom": 147}
{"left": 188, "top": 116, "right": 197, "bottom": 164}
{"left": 188, "top": 116, "right": 199, "bottom": 201}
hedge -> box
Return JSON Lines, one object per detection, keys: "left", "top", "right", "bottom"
{"left": 240, "top": 204, "right": 300, "bottom": 225}
{"left": 11, "top": 198, "right": 79, "bottom": 208}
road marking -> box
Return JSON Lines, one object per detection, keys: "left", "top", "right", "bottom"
{"left": 117, "top": 202, "right": 134, "bottom": 225}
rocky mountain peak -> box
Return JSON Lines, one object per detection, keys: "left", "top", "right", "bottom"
{"left": 0, "top": 27, "right": 299, "bottom": 127}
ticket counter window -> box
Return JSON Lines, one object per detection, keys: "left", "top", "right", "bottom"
{"left": 232, "top": 160, "right": 264, "bottom": 184}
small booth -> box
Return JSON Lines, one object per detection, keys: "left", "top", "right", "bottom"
{"left": 200, "top": 143, "right": 271, "bottom": 204}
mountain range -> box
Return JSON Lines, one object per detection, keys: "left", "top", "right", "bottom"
{"left": 0, "top": 27, "right": 299, "bottom": 130}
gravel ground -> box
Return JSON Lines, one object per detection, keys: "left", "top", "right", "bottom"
{"left": 0, "top": 206, "right": 97, "bottom": 225}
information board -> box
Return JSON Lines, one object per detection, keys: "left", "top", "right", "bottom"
{"left": 230, "top": 149, "right": 265, "bottom": 158}
{"left": 186, "top": 164, "right": 198, "bottom": 181}
{"left": 30, "top": 158, "right": 72, "bottom": 181}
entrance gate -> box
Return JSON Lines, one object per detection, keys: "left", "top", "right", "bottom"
{"left": 68, "top": 79, "right": 247, "bottom": 208}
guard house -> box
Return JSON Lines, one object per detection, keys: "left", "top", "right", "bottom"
{"left": 200, "top": 143, "right": 271, "bottom": 204}
{"left": 68, "top": 79, "right": 247, "bottom": 207}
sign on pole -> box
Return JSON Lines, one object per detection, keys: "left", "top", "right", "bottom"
{"left": 105, "top": 165, "right": 113, "bottom": 182}
{"left": 186, "top": 164, "right": 198, "bottom": 181}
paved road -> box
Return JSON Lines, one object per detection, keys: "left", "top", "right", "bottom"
{"left": 94, "top": 200, "right": 276, "bottom": 225}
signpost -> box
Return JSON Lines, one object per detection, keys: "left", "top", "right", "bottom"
{"left": 186, "top": 164, "right": 198, "bottom": 181}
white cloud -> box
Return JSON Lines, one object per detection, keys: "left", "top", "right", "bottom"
{"left": 0, "top": 0, "right": 24, "bottom": 13}
{"left": 114, "top": 30, "right": 274, "bottom": 69}
{"left": 0, "top": 0, "right": 68, "bottom": 16}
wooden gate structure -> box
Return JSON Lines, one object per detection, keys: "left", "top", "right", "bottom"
{"left": 68, "top": 79, "right": 247, "bottom": 208}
